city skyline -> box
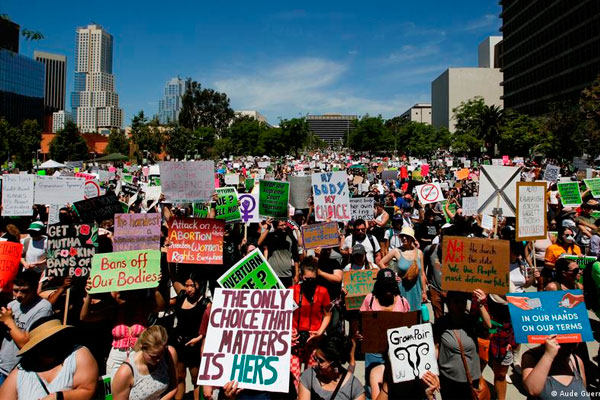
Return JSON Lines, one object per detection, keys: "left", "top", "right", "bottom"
{"left": 4, "top": 0, "right": 502, "bottom": 126}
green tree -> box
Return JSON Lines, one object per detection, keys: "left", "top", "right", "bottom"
{"left": 580, "top": 74, "right": 600, "bottom": 159}
{"left": 497, "top": 113, "right": 547, "bottom": 157}
{"left": 10, "top": 119, "right": 42, "bottom": 169}
{"left": 0, "top": 118, "right": 13, "bottom": 165}
{"left": 400, "top": 122, "right": 451, "bottom": 157}
{"left": 106, "top": 128, "right": 130, "bottom": 155}
{"left": 130, "top": 111, "right": 163, "bottom": 162}
{"left": 226, "top": 116, "right": 270, "bottom": 155}
{"left": 451, "top": 98, "right": 487, "bottom": 156}
{"left": 49, "top": 121, "right": 89, "bottom": 162}
{"left": 540, "top": 102, "right": 586, "bottom": 161}
{"left": 178, "top": 79, "right": 235, "bottom": 134}
{"left": 347, "top": 115, "right": 388, "bottom": 153}
{"left": 279, "top": 118, "right": 310, "bottom": 156}
{"left": 385, "top": 116, "right": 410, "bottom": 154}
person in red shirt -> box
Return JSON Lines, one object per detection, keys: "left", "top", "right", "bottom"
{"left": 290, "top": 257, "right": 332, "bottom": 387}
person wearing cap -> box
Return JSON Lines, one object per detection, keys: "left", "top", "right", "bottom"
{"left": 340, "top": 219, "right": 381, "bottom": 266}
{"left": 0, "top": 270, "right": 53, "bottom": 385}
{"left": 377, "top": 226, "right": 426, "bottom": 311}
{"left": 343, "top": 244, "right": 376, "bottom": 271}
{"left": 0, "top": 316, "right": 99, "bottom": 399}
{"left": 20, "top": 221, "right": 48, "bottom": 274}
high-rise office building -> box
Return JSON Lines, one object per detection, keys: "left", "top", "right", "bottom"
{"left": 158, "top": 77, "right": 187, "bottom": 125}
{"left": 306, "top": 114, "right": 357, "bottom": 145}
{"left": 52, "top": 110, "right": 72, "bottom": 132}
{"left": 34, "top": 51, "right": 67, "bottom": 113}
{"left": 0, "top": 19, "right": 45, "bottom": 126}
{"left": 500, "top": 0, "right": 600, "bottom": 115}
{"left": 71, "top": 24, "right": 123, "bottom": 133}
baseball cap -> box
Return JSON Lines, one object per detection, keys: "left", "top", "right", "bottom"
{"left": 27, "top": 221, "right": 45, "bottom": 232}
{"left": 352, "top": 243, "right": 366, "bottom": 255}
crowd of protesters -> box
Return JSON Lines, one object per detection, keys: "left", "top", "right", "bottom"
{"left": 0, "top": 152, "right": 599, "bottom": 400}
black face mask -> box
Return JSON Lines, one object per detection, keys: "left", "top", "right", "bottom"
{"left": 301, "top": 278, "right": 317, "bottom": 299}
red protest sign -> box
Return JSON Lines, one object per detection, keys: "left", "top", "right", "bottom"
{"left": 0, "top": 242, "right": 23, "bottom": 288}
{"left": 167, "top": 218, "right": 224, "bottom": 264}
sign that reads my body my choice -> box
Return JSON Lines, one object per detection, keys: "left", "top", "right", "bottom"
{"left": 441, "top": 236, "right": 510, "bottom": 295}
{"left": 197, "top": 288, "right": 293, "bottom": 393}
{"left": 167, "top": 218, "right": 224, "bottom": 264}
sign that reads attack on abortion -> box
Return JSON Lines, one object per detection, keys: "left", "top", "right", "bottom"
{"left": 311, "top": 171, "right": 351, "bottom": 222}
{"left": 197, "top": 288, "right": 293, "bottom": 393}
{"left": 167, "top": 218, "right": 224, "bottom": 264}
{"left": 46, "top": 224, "right": 97, "bottom": 278}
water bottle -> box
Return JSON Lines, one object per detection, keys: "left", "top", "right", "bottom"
{"left": 421, "top": 302, "right": 430, "bottom": 323}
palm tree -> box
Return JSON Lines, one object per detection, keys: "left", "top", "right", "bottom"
{"left": 475, "top": 104, "right": 505, "bottom": 156}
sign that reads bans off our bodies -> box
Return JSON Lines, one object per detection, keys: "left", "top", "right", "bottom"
{"left": 88, "top": 250, "right": 161, "bottom": 294}
{"left": 197, "top": 288, "right": 293, "bottom": 393}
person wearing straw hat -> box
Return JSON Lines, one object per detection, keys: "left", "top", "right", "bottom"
{"left": 0, "top": 316, "right": 98, "bottom": 399}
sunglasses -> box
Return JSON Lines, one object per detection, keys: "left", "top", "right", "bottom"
{"left": 567, "top": 267, "right": 581, "bottom": 274}
{"left": 312, "top": 354, "right": 330, "bottom": 365}
{"left": 355, "top": 228, "right": 366, "bottom": 232}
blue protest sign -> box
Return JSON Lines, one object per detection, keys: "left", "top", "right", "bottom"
{"left": 507, "top": 290, "right": 593, "bottom": 343}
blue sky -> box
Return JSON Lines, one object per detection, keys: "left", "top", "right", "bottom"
{"left": 4, "top": 0, "right": 501, "bottom": 126}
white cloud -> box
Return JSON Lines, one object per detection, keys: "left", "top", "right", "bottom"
{"left": 212, "top": 58, "right": 416, "bottom": 121}
{"left": 460, "top": 14, "right": 501, "bottom": 32}
{"left": 384, "top": 44, "right": 440, "bottom": 64}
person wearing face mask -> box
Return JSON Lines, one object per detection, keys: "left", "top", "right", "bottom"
{"left": 260, "top": 219, "right": 300, "bottom": 287}
{"left": 358, "top": 268, "right": 409, "bottom": 399}
{"left": 543, "top": 226, "right": 581, "bottom": 285}
{"left": 290, "top": 258, "right": 332, "bottom": 387}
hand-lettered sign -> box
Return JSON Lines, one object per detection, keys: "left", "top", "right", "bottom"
{"left": 387, "top": 323, "right": 439, "bottom": 383}
{"left": 113, "top": 213, "right": 161, "bottom": 252}
{"left": 557, "top": 182, "right": 582, "bottom": 207}
{"left": 1, "top": 174, "right": 34, "bottom": 216}
{"left": 516, "top": 182, "right": 547, "bottom": 241}
{"left": 73, "top": 193, "right": 123, "bottom": 223}
{"left": 258, "top": 180, "right": 289, "bottom": 219}
{"left": 461, "top": 197, "right": 478, "bottom": 217}
{"left": 215, "top": 187, "right": 241, "bottom": 222}
{"left": 507, "top": 290, "right": 593, "bottom": 343}
{"left": 312, "top": 171, "right": 351, "bottom": 222}
{"left": 34, "top": 176, "right": 86, "bottom": 205}
{"left": 167, "top": 218, "right": 224, "bottom": 264}
{"left": 301, "top": 222, "right": 340, "bottom": 250}
{"left": 349, "top": 197, "right": 374, "bottom": 220}
{"left": 343, "top": 269, "right": 377, "bottom": 310}
{"left": 543, "top": 165, "right": 560, "bottom": 182}
{"left": 0, "top": 242, "right": 23, "bottom": 288}
{"left": 88, "top": 250, "right": 161, "bottom": 294}
{"left": 46, "top": 224, "right": 97, "bottom": 278}
{"left": 441, "top": 236, "right": 510, "bottom": 295}
{"left": 288, "top": 176, "right": 312, "bottom": 209}
{"left": 160, "top": 161, "right": 215, "bottom": 202}
{"left": 197, "top": 288, "right": 293, "bottom": 393}
{"left": 583, "top": 178, "right": 600, "bottom": 198}
{"left": 217, "top": 249, "right": 284, "bottom": 289}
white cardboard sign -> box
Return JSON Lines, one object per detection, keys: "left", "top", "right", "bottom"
{"left": 349, "top": 197, "right": 374, "bottom": 220}
{"left": 387, "top": 323, "right": 438, "bottom": 383}
{"left": 159, "top": 161, "right": 215, "bottom": 202}
{"left": 34, "top": 176, "right": 86, "bottom": 205}
{"left": 461, "top": 196, "right": 479, "bottom": 216}
{"left": 311, "top": 171, "right": 351, "bottom": 222}
{"left": 415, "top": 183, "right": 445, "bottom": 204}
{"left": 477, "top": 165, "right": 520, "bottom": 218}
{"left": 2, "top": 174, "right": 34, "bottom": 216}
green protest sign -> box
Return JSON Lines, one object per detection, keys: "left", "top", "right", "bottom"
{"left": 151, "top": 177, "right": 161, "bottom": 186}
{"left": 88, "top": 250, "right": 161, "bottom": 294}
{"left": 557, "top": 182, "right": 582, "bottom": 207}
{"left": 123, "top": 174, "right": 133, "bottom": 183}
{"left": 583, "top": 178, "right": 600, "bottom": 198}
{"left": 259, "top": 180, "right": 289, "bottom": 219}
{"left": 217, "top": 249, "right": 284, "bottom": 289}
{"left": 193, "top": 203, "right": 209, "bottom": 218}
{"left": 245, "top": 178, "right": 255, "bottom": 191}
{"left": 215, "top": 187, "right": 241, "bottom": 222}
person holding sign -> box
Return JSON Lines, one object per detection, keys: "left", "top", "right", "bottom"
{"left": 521, "top": 336, "right": 589, "bottom": 400}
{"left": 377, "top": 226, "right": 426, "bottom": 311}
{"left": 298, "top": 334, "right": 365, "bottom": 400}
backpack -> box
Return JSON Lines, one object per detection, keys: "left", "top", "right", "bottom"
{"left": 583, "top": 261, "right": 599, "bottom": 312}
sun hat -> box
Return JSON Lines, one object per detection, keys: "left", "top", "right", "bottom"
{"left": 399, "top": 225, "right": 416, "bottom": 241}
{"left": 17, "top": 319, "right": 73, "bottom": 356}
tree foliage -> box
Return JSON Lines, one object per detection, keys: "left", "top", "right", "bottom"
{"left": 49, "top": 121, "right": 89, "bottom": 162}
{"left": 178, "top": 79, "right": 235, "bottom": 134}
{"left": 347, "top": 115, "right": 387, "bottom": 153}
{"left": 106, "top": 128, "right": 130, "bottom": 155}
{"left": 580, "top": 73, "right": 600, "bottom": 159}
{"left": 129, "top": 111, "right": 164, "bottom": 162}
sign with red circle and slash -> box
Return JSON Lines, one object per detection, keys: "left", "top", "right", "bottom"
{"left": 416, "top": 183, "right": 445, "bottom": 204}
{"left": 84, "top": 180, "right": 101, "bottom": 199}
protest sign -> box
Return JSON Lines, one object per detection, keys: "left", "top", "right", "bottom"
{"left": 34, "top": 176, "right": 86, "bottom": 205}
{"left": 343, "top": 269, "right": 377, "bottom": 310}
{"left": 144, "top": 186, "right": 162, "bottom": 202}
{"left": 441, "top": 236, "right": 510, "bottom": 295}
{"left": 353, "top": 175, "right": 364, "bottom": 185}
{"left": 88, "top": 250, "right": 161, "bottom": 294}
{"left": 224, "top": 173, "right": 239, "bottom": 186}
{"left": 557, "top": 182, "right": 582, "bottom": 207}
{"left": 1, "top": 174, "right": 34, "bottom": 216}
{"left": 160, "top": 161, "right": 215, "bottom": 202}
{"left": 492, "top": 159, "right": 503, "bottom": 166}
{"left": 167, "top": 218, "right": 224, "bottom": 264}
{"left": 416, "top": 183, "right": 445, "bottom": 205}
{"left": 387, "top": 323, "right": 438, "bottom": 383}
{"left": 0, "top": 241, "right": 23, "bottom": 288}
{"left": 301, "top": 222, "right": 340, "bottom": 250}
{"left": 381, "top": 170, "right": 398, "bottom": 181}
{"left": 84, "top": 180, "right": 101, "bottom": 199}
{"left": 362, "top": 311, "right": 420, "bottom": 353}
{"left": 543, "top": 165, "right": 560, "bottom": 182}
{"left": 113, "top": 213, "right": 161, "bottom": 252}
{"left": 349, "top": 197, "right": 374, "bottom": 220}
{"left": 215, "top": 187, "right": 241, "bottom": 222}
{"left": 48, "top": 204, "right": 60, "bottom": 225}
{"left": 481, "top": 214, "right": 494, "bottom": 231}
{"left": 516, "top": 182, "right": 547, "bottom": 241}
{"left": 258, "top": 180, "right": 289, "bottom": 219}
{"left": 288, "top": 176, "right": 312, "bottom": 210}
{"left": 73, "top": 193, "right": 122, "bottom": 223}
{"left": 477, "top": 165, "right": 520, "bottom": 218}
{"left": 193, "top": 203, "right": 209, "bottom": 218}
{"left": 217, "top": 249, "right": 284, "bottom": 289}
{"left": 507, "top": 290, "right": 593, "bottom": 343}
{"left": 46, "top": 224, "right": 97, "bottom": 278}
{"left": 197, "top": 288, "right": 293, "bottom": 392}
{"left": 455, "top": 168, "right": 469, "bottom": 181}
{"left": 245, "top": 178, "right": 255, "bottom": 192}
{"left": 583, "top": 178, "right": 600, "bottom": 198}
{"left": 461, "top": 197, "right": 478, "bottom": 216}
{"left": 311, "top": 171, "right": 351, "bottom": 222}
{"left": 238, "top": 193, "right": 260, "bottom": 223}
{"left": 75, "top": 172, "right": 96, "bottom": 180}
{"left": 421, "top": 164, "right": 429, "bottom": 176}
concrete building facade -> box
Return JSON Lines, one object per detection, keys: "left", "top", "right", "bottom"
{"left": 478, "top": 36, "right": 502, "bottom": 68}
{"left": 158, "top": 77, "right": 187, "bottom": 125}
{"left": 306, "top": 114, "right": 357, "bottom": 145}
{"left": 52, "top": 110, "right": 72, "bottom": 132}
{"left": 400, "top": 103, "right": 432, "bottom": 124}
